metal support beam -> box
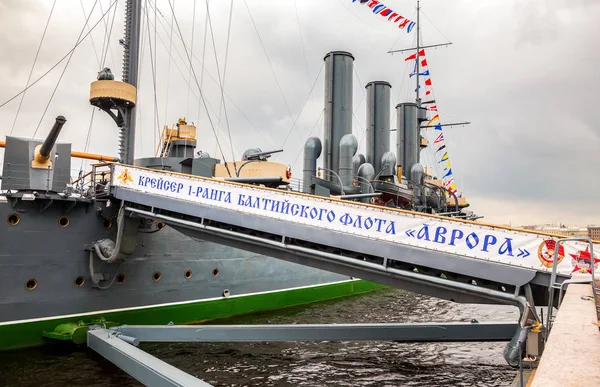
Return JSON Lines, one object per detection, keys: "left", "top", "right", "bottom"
{"left": 388, "top": 42, "right": 453, "bottom": 54}
{"left": 89, "top": 322, "right": 520, "bottom": 385}
{"left": 337, "top": 192, "right": 382, "bottom": 200}
{"left": 420, "top": 121, "right": 471, "bottom": 129}
{"left": 111, "top": 322, "right": 518, "bottom": 343}
{"left": 88, "top": 327, "right": 212, "bottom": 387}
{"left": 390, "top": 122, "right": 471, "bottom": 131}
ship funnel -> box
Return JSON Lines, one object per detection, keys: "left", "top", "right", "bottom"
{"left": 410, "top": 162, "right": 425, "bottom": 203}
{"left": 357, "top": 163, "right": 375, "bottom": 203}
{"left": 379, "top": 151, "right": 396, "bottom": 177}
{"left": 323, "top": 51, "right": 354, "bottom": 182}
{"left": 352, "top": 153, "right": 365, "bottom": 178}
{"left": 339, "top": 134, "right": 358, "bottom": 187}
{"left": 365, "top": 81, "right": 391, "bottom": 175}
{"left": 410, "top": 162, "right": 424, "bottom": 185}
{"left": 302, "top": 137, "right": 322, "bottom": 193}
{"left": 396, "top": 102, "right": 427, "bottom": 174}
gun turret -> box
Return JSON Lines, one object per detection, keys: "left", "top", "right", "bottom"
{"left": 2, "top": 115, "right": 71, "bottom": 191}
{"left": 35, "top": 115, "right": 67, "bottom": 165}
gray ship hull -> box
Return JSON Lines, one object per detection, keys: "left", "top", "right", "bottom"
{"left": 0, "top": 197, "right": 353, "bottom": 333}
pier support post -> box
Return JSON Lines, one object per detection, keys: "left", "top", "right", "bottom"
{"left": 87, "top": 327, "right": 212, "bottom": 387}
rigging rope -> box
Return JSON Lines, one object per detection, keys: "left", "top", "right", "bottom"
{"left": 162, "top": 0, "right": 176, "bottom": 132}
{"left": 9, "top": 0, "right": 57, "bottom": 136}
{"left": 153, "top": 0, "right": 157, "bottom": 152}
{"left": 80, "top": 109, "right": 97, "bottom": 173}
{"left": 79, "top": 0, "right": 102, "bottom": 68}
{"left": 98, "top": 0, "right": 111, "bottom": 69}
{"left": 186, "top": 0, "right": 197, "bottom": 117}
{"left": 167, "top": 0, "right": 233, "bottom": 177}
{"left": 212, "top": 0, "right": 238, "bottom": 172}
{"left": 100, "top": 0, "right": 119, "bottom": 70}
{"left": 143, "top": 0, "right": 162, "bottom": 157}
{"left": 26, "top": 0, "right": 104, "bottom": 138}
{"left": 278, "top": 63, "right": 325, "bottom": 152}
{"left": 142, "top": 5, "right": 229, "bottom": 137}
{"left": 420, "top": 9, "right": 453, "bottom": 46}
{"left": 146, "top": 0, "right": 275, "bottom": 150}
{"left": 153, "top": 1, "right": 158, "bottom": 145}
{"left": 352, "top": 67, "right": 369, "bottom": 154}
{"left": 291, "top": 108, "right": 325, "bottom": 168}
{"left": 137, "top": 3, "right": 148, "bottom": 155}
{"left": 204, "top": 0, "right": 236, "bottom": 167}
{"left": 197, "top": 0, "right": 210, "bottom": 129}
{"left": 335, "top": 0, "right": 389, "bottom": 33}
{"left": 243, "top": 0, "right": 299, "bottom": 142}
{"left": 32, "top": 0, "right": 100, "bottom": 139}
{"left": 79, "top": 0, "right": 120, "bottom": 174}
{"left": 77, "top": 0, "right": 119, "bottom": 175}
{"left": 293, "top": 0, "right": 310, "bottom": 86}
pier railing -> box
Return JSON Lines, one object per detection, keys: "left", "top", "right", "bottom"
{"left": 546, "top": 237, "right": 598, "bottom": 335}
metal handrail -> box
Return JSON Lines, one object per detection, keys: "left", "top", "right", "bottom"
{"left": 318, "top": 167, "right": 345, "bottom": 195}
{"left": 369, "top": 179, "right": 412, "bottom": 209}
{"left": 546, "top": 237, "right": 596, "bottom": 335}
{"left": 389, "top": 176, "right": 458, "bottom": 214}
{"left": 352, "top": 175, "right": 375, "bottom": 194}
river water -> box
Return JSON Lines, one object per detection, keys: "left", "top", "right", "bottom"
{"left": 0, "top": 288, "right": 519, "bottom": 386}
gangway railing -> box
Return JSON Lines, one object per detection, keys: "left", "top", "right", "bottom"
{"left": 86, "top": 163, "right": 600, "bottom": 382}
{"left": 103, "top": 164, "right": 598, "bottom": 309}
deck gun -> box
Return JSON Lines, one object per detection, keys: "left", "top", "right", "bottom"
{"left": 1, "top": 115, "right": 72, "bottom": 192}
{"left": 242, "top": 149, "right": 284, "bottom": 161}
{"left": 32, "top": 115, "right": 67, "bottom": 169}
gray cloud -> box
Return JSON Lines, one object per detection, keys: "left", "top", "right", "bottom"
{"left": 0, "top": 0, "right": 598, "bottom": 226}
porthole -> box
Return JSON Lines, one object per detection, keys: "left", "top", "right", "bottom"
{"left": 25, "top": 278, "right": 37, "bottom": 291}
{"left": 103, "top": 219, "right": 113, "bottom": 228}
{"left": 117, "top": 273, "right": 126, "bottom": 284}
{"left": 156, "top": 221, "right": 165, "bottom": 230}
{"left": 184, "top": 269, "right": 193, "bottom": 279}
{"left": 7, "top": 213, "right": 20, "bottom": 226}
{"left": 212, "top": 268, "right": 220, "bottom": 277}
{"left": 58, "top": 216, "right": 70, "bottom": 228}
{"left": 152, "top": 271, "right": 162, "bottom": 282}
{"left": 74, "top": 276, "right": 85, "bottom": 287}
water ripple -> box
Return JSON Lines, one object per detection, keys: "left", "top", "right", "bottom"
{"left": 0, "top": 289, "right": 518, "bottom": 386}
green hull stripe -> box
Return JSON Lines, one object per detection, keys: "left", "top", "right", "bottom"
{"left": 0, "top": 280, "right": 385, "bottom": 351}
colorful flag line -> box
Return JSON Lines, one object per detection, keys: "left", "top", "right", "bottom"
{"left": 405, "top": 49, "right": 459, "bottom": 195}
{"left": 351, "top": 0, "right": 416, "bottom": 33}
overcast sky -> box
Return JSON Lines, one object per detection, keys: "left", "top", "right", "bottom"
{"left": 0, "top": 0, "right": 598, "bottom": 226}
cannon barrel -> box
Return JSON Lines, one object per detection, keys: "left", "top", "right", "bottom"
{"left": 39, "top": 115, "right": 67, "bottom": 159}
{"left": 243, "top": 149, "right": 284, "bottom": 161}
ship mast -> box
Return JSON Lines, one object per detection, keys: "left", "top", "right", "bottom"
{"left": 388, "top": 2, "right": 451, "bottom": 105}
{"left": 120, "top": 0, "right": 141, "bottom": 164}
{"left": 415, "top": 0, "right": 421, "bottom": 106}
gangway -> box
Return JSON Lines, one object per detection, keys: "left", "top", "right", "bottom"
{"left": 105, "top": 164, "right": 597, "bottom": 308}
{"left": 87, "top": 164, "right": 599, "bottom": 385}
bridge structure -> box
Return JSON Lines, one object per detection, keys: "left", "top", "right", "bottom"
{"left": 86, "top": 163, "right": 598, "bottom": 386}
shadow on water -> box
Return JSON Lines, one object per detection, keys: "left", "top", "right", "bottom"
{"left": 0, "top": 288, "right": 519, "bottom": 386}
